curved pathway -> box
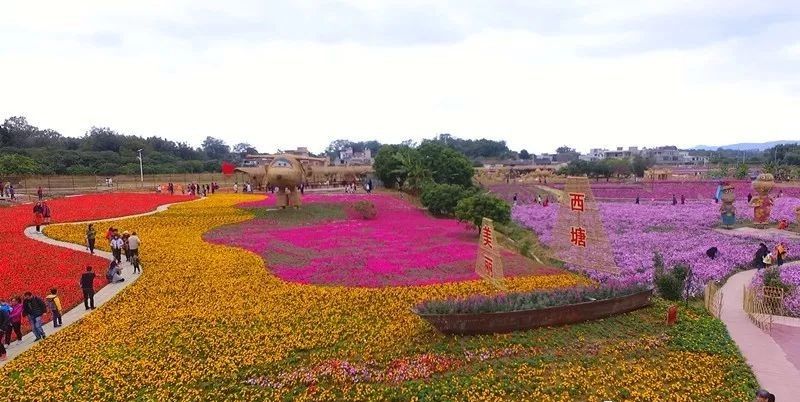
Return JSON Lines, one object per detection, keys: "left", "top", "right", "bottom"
{"left": 719, "top": 268, "right": 800, "bottom": 399}
{"left": 0, "top": 200, "right": 195, "bottom": 367}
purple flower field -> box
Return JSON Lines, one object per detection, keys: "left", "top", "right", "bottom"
{"left": 513, "top": 197, "right": 800, "bottom": 314}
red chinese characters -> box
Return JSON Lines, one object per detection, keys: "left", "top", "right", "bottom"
{"left": 569, "top": 192, "right": 585, "bottom": 212}
{"left": 481, "top": 225, "right": 494, "bottom": 249}
{"left": 483, "top": 255, "right": 494, "bottom": 277}
{"left": 570, "top": 226, "right": 587, "bottom": 247}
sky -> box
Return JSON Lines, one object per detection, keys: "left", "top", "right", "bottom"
{"left": 1, "top": 1, "right": 799, "bottom": 155}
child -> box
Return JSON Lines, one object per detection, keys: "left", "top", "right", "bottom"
{"left": 45, "top": 288, "right": 62, "bottom": 327}
{"left": 131, "top": 253, "right": 141, "bottom": 274}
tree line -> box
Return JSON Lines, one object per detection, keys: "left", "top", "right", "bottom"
{"left": 0, "top": 116, "right": 258, "bottom": 176}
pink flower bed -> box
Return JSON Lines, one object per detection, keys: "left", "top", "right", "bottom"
{"left": 490, "top": 181, "right": 800, "bottom": 202}
{"left": 205, "top": 194, "right": 562, "bottom": 287}
{"left": 513, "top": 196, "right": 800, "bottom": 314}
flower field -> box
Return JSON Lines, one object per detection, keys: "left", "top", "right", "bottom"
{"left": 491, "top": 181, "right": 800, "bottom": 202}
{"left": 513, "top": 196, "right": 800, "bottom": 315}
{"left": 0, "top": 194, "right": 759, "bottom": 401}
{"left": 206, "top": 194, "right": 562, "bottom": 287}
{"left": 0, "top": 193, "right": 192, "bottom": 330}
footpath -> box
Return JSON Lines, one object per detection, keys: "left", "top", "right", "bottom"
{"left": 0, "top": 201, "right": 187, "bottom": 367}
{"left": 719, "top": 268, "right": 800, "bottom": 400}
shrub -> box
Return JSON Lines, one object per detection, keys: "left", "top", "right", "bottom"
{"left": 420, "top": 183, "right": 474, "bottom": 217}
{"left": 454, "top": 193, "right": 511, "bottom": 228}
{"left": 653, "top": 255, "right": 690, "bottom": 301}
{"left": 352, "top": 200, "right": 377, "bottom": 220}
{"left": 415, "top": 283, "right": 650, "bottom": 315}
{"left": 763, "top": 267, "right": 791, "bottom": 293}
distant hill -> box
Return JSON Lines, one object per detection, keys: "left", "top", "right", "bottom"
{"left": 693, "top": 140, "right": 798, "bottom": 151}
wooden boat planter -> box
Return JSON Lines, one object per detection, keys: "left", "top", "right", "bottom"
{"left": 413, "top": 288, "right": 653, "bottom": 335}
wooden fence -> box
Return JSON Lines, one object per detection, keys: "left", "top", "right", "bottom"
{"left": 703, "top": 282, "right": 723, "bottom": 319}
{"left": 742, "top": 285, "right": 786, "bottom": 332}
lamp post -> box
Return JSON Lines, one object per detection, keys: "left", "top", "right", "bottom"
{"left": 137, "top": 149, "right": 144, "bottom": 186}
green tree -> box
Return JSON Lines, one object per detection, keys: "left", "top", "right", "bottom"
{"left": 455, "top": 193, "right": 511, "bottom": 228}
{"left": 519, "top": 149, "right": 531, "bottom": 160}
{"left": 417, "top": 142, "right": 474, "bottom": 187}
{"left": 734, "top": 163, "right": 749, "bottom": 179}
{"left": 374, "top": 144, "right": 410, "bottom": 188}
{"left": 631, "top": 156, "right": 652, "bottom": 178}
{"left": 607, "top": 158, "right": 632, "bottom": 179}
{"left": 392, "top": 147, "right": 430, "bottom": 194}
{"left": 421, "top": 183, "right": 475, "bottom": 216}
{"left": 201, "top": 137, "right": 230, "bottom": 159}
{"left": 0, "top": 154, "right": 39, "bottom": 175}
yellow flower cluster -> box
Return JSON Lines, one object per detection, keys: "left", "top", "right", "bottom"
{"left": 2, "top": 195, "right": 591, "bottom": 401}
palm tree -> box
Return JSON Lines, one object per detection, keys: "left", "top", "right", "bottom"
{"left": 391, "top": 150, "right": 430, "bottom": 194}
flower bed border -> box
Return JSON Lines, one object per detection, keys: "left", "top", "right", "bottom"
{"left": 413, "top": 288, "right": 653, "bottom": 335}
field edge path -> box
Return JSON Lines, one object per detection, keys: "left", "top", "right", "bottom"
{"left": 719, "top": 268, "right": 800, "bottom": 400}
{"left": 0, "top": 199, "right": 198, "bottom": 368}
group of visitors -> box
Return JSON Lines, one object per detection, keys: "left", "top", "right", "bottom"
{"left": 0, "top": 181, "right": 15, "bottom": 199}
{"left": 753, "top": 242, "right": 788, "bottom": 269}
{"left": 187, "top": 182, "right": 218, "bottom": 196}
{"left": 0, "top": 288, "right": 64, "bottom": 359}
{"left": 512, "top": 193, "right": 549, "bottom": 207}
{"left": 100, "top": 226, "right": 141, "bottom": 277}
{"left": 32, "top": 200, "right": 52, "bottom": 232}
{"left": 671, "top": 194, "right": 686, "bottom": 205}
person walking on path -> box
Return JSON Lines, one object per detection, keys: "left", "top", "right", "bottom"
{"left": 672, "top": 194, "right": 678, "bottom": 205}
{"left": 680, "top": 194, "right": 685, "bottom": 205}
{"left": 0, "top": 306, "right": 8, "bottom": 360}
{"left": 110, "top": 233, "right": 124, "bottom": 263}
{"left": 86, "top": 223, "right": 96, "bottom": 254}
{"left": 32, "top": 202, "right": 44, "bottom": 232}
{"left": 128, "top": 231, "right": 140, "bottom": 261}
{"left": 45, "top": 288, "right": 62, "bottom": 328}
{"left": 36, "top": 186, "right": 43, "bottom": 200}
{"left": 122, "top": 231, "right": 131, "bottom": 262}
{"left": 22, "top": 292, "right": 46, "bottom": 341}
{"left": 80, "top": 266, "right": 96, "bottom": 310}
{"left": 5, "top": 297, "right": 23, "bottom": 345}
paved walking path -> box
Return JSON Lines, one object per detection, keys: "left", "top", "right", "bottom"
{"left": 0, "top": 200, "right": 193, "bottom": 367}
{"left": 719, "top": 268, "right": 800, "bottom": 399}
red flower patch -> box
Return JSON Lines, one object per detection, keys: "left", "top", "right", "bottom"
{"left": 0, "top": 193, "right": 193, "bottom": 334}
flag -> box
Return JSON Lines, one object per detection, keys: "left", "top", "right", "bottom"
{"left": 221, "top": 161, "right": 236, "bottom": 175}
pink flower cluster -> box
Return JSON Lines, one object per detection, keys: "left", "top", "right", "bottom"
{"left": 513, "top": 197, "right": 800, "bottom": 304}
{"left": 206, "top": 194, "right": 561, "bottom": 287}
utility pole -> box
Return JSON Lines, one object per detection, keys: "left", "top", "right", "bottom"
{"left": 137, "top": 149, "right": 144, "bottom": 186}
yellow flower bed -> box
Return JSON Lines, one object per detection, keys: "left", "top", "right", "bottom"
{"left": 2, "top": 194, "right": 589, "bottom": 401}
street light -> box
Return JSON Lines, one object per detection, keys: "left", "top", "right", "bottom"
{"left": 137, "top": 149, "right": 144, "bottom": 185}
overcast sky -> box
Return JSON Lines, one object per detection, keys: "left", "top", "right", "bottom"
{"left": 2, "top": 1, "right": 799, "bottom": 154}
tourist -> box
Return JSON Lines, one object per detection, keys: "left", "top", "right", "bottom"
{"left": 105, "top": 226, "right": 114, "bottom": 245}
{"left": 36, "top": 186, "right": 43, "bottom": 200}
{"left": 42, "top": 200, "right": 51, "bottom": 226}
{"left": 128, "top": 231, "right": 140, "bottom": 261}
{"left": 122, "top": 231, "right": 131, "bottom": 262}
{"left": 635, "top": 196, "right": 640, "bottom": 204}
{"left": 5, "top": 297, "right": 23, "bottom": 344}
{"left": 86, "top": 223, "right": 96, "bottom": 254}
{"left": 536, "top": 194, "right": 542, "bottom": 205}
{"left": 747, "top": 193, "right": 753, "bottom": 203}
{"left": 763, "top": 252, "right": 775, "bottom": 269}
{"left": 234, "top": 182, "right": 239, "bottom": 193}
{"left": 110, "top": 233, "right": 124, "bottom": 263}
{"left": 106, "top": 261, "right": 125, "bottom": 283}
{"left": 168, "top": 182, "right": 174, "bottom": 195}
{"left": 513, "top": 193, "right": 518, "bottom": 206}
{"left": 754, "top": 389, "right": 774, "bottom": 402}
{"left": 753, "top": 243, "right": 769, "bottom": 270}
{"left": 156, "top": 184, "right": 162, "bottom": 194}
{"left": 680, "top": 194, "right": 685, "bottom": 205}
{"left": 778, "top": 190, "right": 783, "bottom": 198}
{"left": 774, "top": 242, "right": 787, "bottom": 266}
{"left": 45, "top": 288, "right": 63, "bottom": 328}
{"left": 706, "top": 247, "right": 719, "bottom": 260}
{"left": 672, "top": 194, "right": 677, "bottom": 205}
{"left": 0, "top": 306, "right": 8, "bottom": 360}
{"left": 8, "top": 184, "right": 14, "bottom": 200}
{"left": 543, "top": 196, "right": 549, "bottom": 207}
{"left": 80, "top": 266, "right": 96, "bottom": 310}
{"left": 32, "top": 201, "right": 44, "bottom": 232}
{"left": 22, "top": 291, "right": 47, "bottom": 341}
{"left": 367, "top": 179, "right": 373, "bottom": 194}
{"left": 778, "top": 219, "right": 789, "bottom": 230}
